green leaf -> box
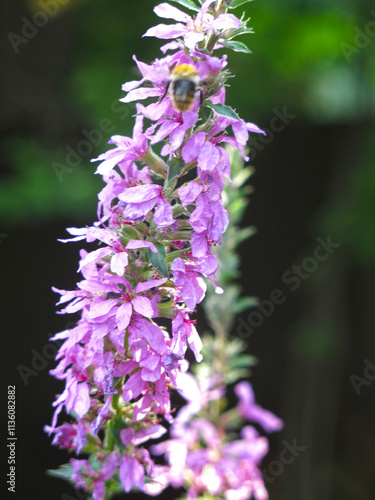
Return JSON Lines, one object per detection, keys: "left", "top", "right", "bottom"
{"left": 232, "top": 296, "right": 258, "bottom": 315}
{"left": 204, "top": 101, "right": 242, "bottom": 121}
{"left": 109, "top": 415, "right": 127, "bottom": 446}
{"left": 169, "top": 0, "right": 200, "bottom": 12}
{"left": 47, "top": 464, "right": 74, "bottom": 482}
{"left": 229, "top": 354, "right": 257, "bottom": 369}
{"left": 167, "top": 157, "right": 185, "bottom": 184}
{"left": 227, "top": 0, "right": 254, "bottom": 9}
{"left": 221, "top": 40, "right": 251, "bottom": 53}
{"left": 149, "top": 242, "right": 169, "bottom": 277}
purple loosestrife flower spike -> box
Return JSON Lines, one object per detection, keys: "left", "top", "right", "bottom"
{"left": 46, "top": 2, "right": 280, "bottom": 499}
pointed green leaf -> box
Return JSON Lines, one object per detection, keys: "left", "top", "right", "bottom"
{"left": 169, "top": 0, "right": 200, "bottom": 12}
{"left": 221, "top": 40, "right": 251, "bottom": 53}
{"left": 204, "top": 101, "right": 242, "bottom": 122}
{"left": 228, "top": 0, "right": 254, "bottom": 9}
{"left": 47, "top": 464, "right": 74, "bottom": 482}
{"left": 167, "top": 158, "right": 185, "bottom": 183}
{"left": 149, "top": 243, "right": 169, "bottom": 277}
{"left": 108, "top": 415, "right": 127, "bottom": 448}
{"left": 229, "top": 354, "right": 257, "bottom": 369}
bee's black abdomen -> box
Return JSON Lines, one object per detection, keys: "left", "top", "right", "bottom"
{"left": 172, "top": 79, "right": 196, "bottom": 111}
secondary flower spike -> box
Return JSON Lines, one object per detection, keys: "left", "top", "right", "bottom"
{"left": 46, "top": 1, "right": 281, "bottom": 499}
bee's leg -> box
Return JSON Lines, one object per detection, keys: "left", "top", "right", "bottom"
{"left": 160, "top": 81, "right": 170, "bottom": 102}
{"left": 199, "top": 89, "right": 207, "bottom": 120}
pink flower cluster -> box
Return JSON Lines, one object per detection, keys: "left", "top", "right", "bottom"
{"left": 46, "top": 2, "right": 275, "bottom": 499}
{"left": 152, "top": 380, "right": 283, "bottom": 500}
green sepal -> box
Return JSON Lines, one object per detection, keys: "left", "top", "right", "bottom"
{"left": 46, "top": 463, "right": 74, "bottom": 483}
{"left": 168, "top": 0, "right": 200, "bottom": 11}
{"left": 227, "top": 0, "right": 254, "bottom": 9}
{"left": 119, "top": 226, "right": 141, "bottom": 244}
{"left": 221, "top": 40, "right": 251, "bottom": 53}
{"left": 204, "top": 101, "right": 241, "bottom": 122}
{"left": 149, "top": 242, "right": 169, "bottom": 277}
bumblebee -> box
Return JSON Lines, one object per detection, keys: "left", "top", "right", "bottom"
{"left": 163, "top": 64, "right": 203, "bottom": 113}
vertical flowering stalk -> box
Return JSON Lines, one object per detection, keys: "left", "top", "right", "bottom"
{"left": 46, "top": 1, "right": 281, "bottom": 499}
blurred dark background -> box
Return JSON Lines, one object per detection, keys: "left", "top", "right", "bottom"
{"left": 1, "top": 0, "right": 375, "bottom": 499}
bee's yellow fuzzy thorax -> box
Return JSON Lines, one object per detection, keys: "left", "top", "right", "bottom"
{"left": 171, "top": 64, "right": 198, "bottom": 78}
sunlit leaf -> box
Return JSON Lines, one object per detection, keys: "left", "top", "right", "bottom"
{"left": 204, "top": 101, "right": 242, "bottom": 121}
{"left": 221, "top": 40, "right": 251, "bottom": 53}
{"left": 149, "top": 243, "right": 169, "bottom": 277}
{"left": 169, "top": 0, "right": 200, "bottom": 11}
{"left": 46, "top": 464, "right": 74, "bottom": 482}
{"left": 227, "top": 0, "right": 254, "bottom": 8}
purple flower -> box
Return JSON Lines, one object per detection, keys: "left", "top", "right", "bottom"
{"left": 171, "top": 258, "right": 207, "bottom": 310}
{"left": 235, "top": 381, "right": 283, "bottom": 433}
{"left": 91, "top": 107, "right": 148, "bottom": 176}
{"left": 144, "top": 2, "right": 242, "bottom": 51}
{"left": 119, "top": 455, "right": 145, "bottom": 493}
{"left": 118, "top": 183, "right": 174, "bottom": 227}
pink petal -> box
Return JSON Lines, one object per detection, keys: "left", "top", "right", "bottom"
{"left": 154, "top": 3, "right": 190, "bottom": 23}
{"left": 150, "top": 119, "right": 180, "bottom": 145}
{"left": 160, "top": 40, "right": 181, "bottom": 53}
{"left": 133, "top": 424, "right": 167, "bottom": 445}
{"left": 205, "top": 13, "right": 242, "bottom": 30}
{"left": 73, "top": 383, "right": 90, "bottom": 418}
{"left": 120, "top": 428, "right": 136, "bottom": 446}
{"left": 119, "top": 456, "right": 145, "bottom": 493}
{"left": 143, "top": 23, "right": 187, "bottom": 40}
{"left": 87, "top": 298, "right": 118, "bottom": 320}
{"left": 178, "top": 181, "right": 203, "bottom": 206}
{"left": 120, "top": 87, "right": 161, "bottom": 103}
{"left": 198, "top": 141, "right": 219, "bottom": 171}
{"left": 154, "top": 198, "right": 174, "bottom": 227}
{"left": 132, "top": 296, "right": 154, "bottom": 318}
{"left": 78, "top": 247, "right": 112, "bottom": 272}
{"left": 116, "top": 302, "right": 133, "bottom": 330}
{"left": 119, "top": 184, "right": 161, "bottom": 203}
{"left": 122, "top": 371, "right": 147, "bottom": 402}
{"left": 110, "top": 252, "right": 129, "bottom": 276}
{"left": 246, "top": 121, "right": 266, "bottom": 135}
{"left": 122, "top": 78, "right": 145, "bottom": 92}
{"left": 126, "top": 240, "right": 158, "bottom": 253}
{"left": 135, "top": 278, "right": 168, "bottom": 294}
{"left": 181, "top": 131, "right": 206, "bottom": 163}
